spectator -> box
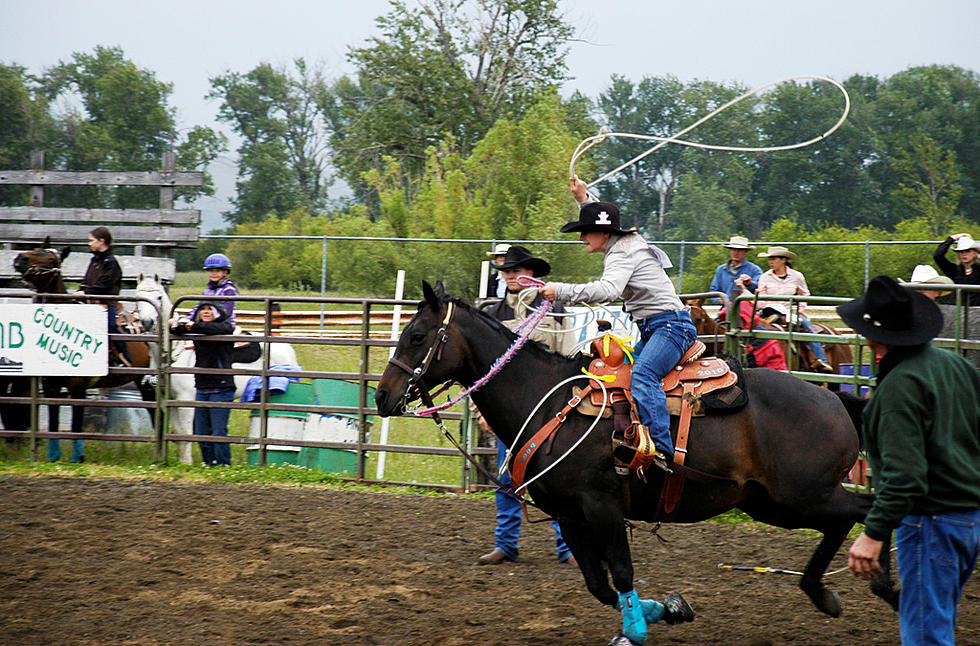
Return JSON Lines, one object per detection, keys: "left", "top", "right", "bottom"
{"left": 485, "top": 243, "right": 511, "bottom": 298}
{"left": 905, "top": 264, "right": 953, "bottom": 302}
{"left": 170, "top": 302, "right": 236, "bottom": 467}
{"left": 933, "top": 233, "right": 980, "bottom": 305}
{"left": 539, "top": 176, "right": 697, "bottom": 464}
{"left": 73, "top": 226, "right": 132, "bottom": 365}
{"left": 477, "top": 245, "right": 576, "bottom": 567}
{"left": 709, "top": 236, "right": 762, "bottom": 304}
{"left": 188, "top": 253, "right": 239, "bottom": 325}
{"left": 839, "top": 276, "right": 980, "bottom": 646}
{"left": 756, "top": 246, "right": 833, "bottom": 373}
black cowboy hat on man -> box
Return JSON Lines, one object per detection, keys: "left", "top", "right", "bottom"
{"left": 493, "top": 245, "right": 551, "bottom": 277}
{"left": 837, "top": 275, "right": 943, "bottom": 346}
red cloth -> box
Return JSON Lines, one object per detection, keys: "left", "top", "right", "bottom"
{"left": 720, "top": 302, "right": 788, "bottom": 370}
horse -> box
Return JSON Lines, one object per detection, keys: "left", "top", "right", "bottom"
{"left": 135, "top": 273, "right": 300, "bottom": 464}
{"left": 375, "top": 282, "right": 897, "bottom": 645}
{"left": 12, "top": 239, "right": 155, "bottom": 462}
{"left": 686, "top": 298, "right": 852, "bottom": 378}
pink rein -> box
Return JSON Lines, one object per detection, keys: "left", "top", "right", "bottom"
{"left": 415, "top": 276, "right": 552, "bottom": 417}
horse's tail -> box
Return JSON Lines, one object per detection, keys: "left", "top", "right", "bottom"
{"left": 833, "top": 390, "right": 866, "bottom": 449}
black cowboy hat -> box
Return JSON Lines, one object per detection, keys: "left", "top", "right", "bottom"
{"left": 836, "top": 275, "right": 943, "bottom": 346}
{"left": 559, "top": 201, "right": 636, "bottom": 235}
{"left": 493, "top": 245, "right": 550, "bottom": 277}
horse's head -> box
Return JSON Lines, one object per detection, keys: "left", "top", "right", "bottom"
{"left": 135, "top": 273, "right": 171, "bottom": 331}
{"left": 685, "top": 298, "right": 718, "bottom": 335}
{"left": 375, "top": 280, "right": 469, "bottom": 417}
{"left": 14, "top": 237, "right": 70, "bottom": 293}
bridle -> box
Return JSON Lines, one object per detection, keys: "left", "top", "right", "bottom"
{"left": 20, "top": 250, "right": 64, "bottom": 294}
{"left": 385, "top": 301, "right": 456, "bottom": 418}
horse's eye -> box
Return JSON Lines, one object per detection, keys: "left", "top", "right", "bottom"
{"left": 410, "top": 332, "right": 426, "bottom": 345}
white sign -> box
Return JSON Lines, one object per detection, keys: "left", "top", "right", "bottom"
{"left": 0, "top": 305, "right": 108, "bottom": 376}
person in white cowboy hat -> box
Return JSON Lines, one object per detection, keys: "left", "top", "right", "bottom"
{"left": 904, "top": 264, "right": 954, "bottom": 302}
{"left": 485, "top": 243, "right": 512, "bottom": 298}
{"left": 709, "top": 236, "right": 762, "bottom": 305}
{"left": 756, "top": 245, "right": 834, "bottom": 373}
{"left": 933, "top": 233, "right": 980, "bottom": 305}
{"left": 839, "top": 276, "right": 980, "bottom": 646}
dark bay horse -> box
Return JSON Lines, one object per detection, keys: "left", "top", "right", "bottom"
{"left": 686, "top": 298, "right": 852, "bottom": 377}
{"left": 10, "top": 240, "right": 153, "bottom": 462}
{"left": 375, "top": 282, "right": 896, "bottom": 645}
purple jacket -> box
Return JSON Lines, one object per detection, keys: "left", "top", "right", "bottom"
{"left": 188, "top": 279, "right": 238, "bottom": 325}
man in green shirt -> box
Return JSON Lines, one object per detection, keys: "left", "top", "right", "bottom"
{"left": 838, "top": 276, "right": 980, "bottom": 646}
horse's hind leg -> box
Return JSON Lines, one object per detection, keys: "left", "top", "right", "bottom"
{"left": 798, "top": 519, "right": 852, "bottom": 617}
{"left": 870, "top": 534, "right": 899, "bottom": 611}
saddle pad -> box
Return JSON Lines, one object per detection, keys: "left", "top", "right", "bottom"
{"left": 661, "top": 356, "right": 731, "bottom": 392}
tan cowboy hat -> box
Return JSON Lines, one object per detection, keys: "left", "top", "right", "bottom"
{"left": 485, "top": 243, "right": 512, "bottom": 258}
{"left": 907, "top": 264, "right": 953, "bottom": 296}
{"left": 952, "top": 235, "right": 980, "bottom": 252}
{"left": 722, "top": 235, "right": 754, "bottom": 250}
{"left": 757, "top": 245, "right": 797, "bottom": 261}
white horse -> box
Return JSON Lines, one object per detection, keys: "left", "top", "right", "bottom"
{"left": 135, "top": 275, "right": 300, "bottom": 464}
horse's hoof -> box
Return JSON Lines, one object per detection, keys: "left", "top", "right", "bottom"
{"left": 662, "top": 592, "right": 695, "bottom": 624}
{"left": 805, "top": 587, "right": 842, "bottom": 617}
{"left": 607, "top": 634, "right": 638, "bottom": 646}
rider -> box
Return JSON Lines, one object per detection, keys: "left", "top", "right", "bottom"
{"left": 74, "top": 226, "right": 132, "bottom": 366}
{"left": 539, "top": 176, "right": 698, "bottom": 463}
{"left": 187, "top": 253, "right": 239, "bottom": 325}
{"left": 756, "top": 245, "right": 834, "bottom": 374}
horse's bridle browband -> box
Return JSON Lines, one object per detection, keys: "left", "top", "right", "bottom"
{"left": 386, "top": 301, "right": 455, "bottom": 413}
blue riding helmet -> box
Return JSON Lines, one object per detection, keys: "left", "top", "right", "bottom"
{"left": 203, "top": 253, "right": 232, "bottom": 271}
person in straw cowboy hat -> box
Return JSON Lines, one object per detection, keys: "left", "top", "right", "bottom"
{"left": 485, "top": 243, "right": 512, "bottom": 298}
{"left": 933, "top": 233, "right": 980, "bottom": 305}
{"left": 904, "top": 264, "right": 954, "bottom": 302}
{"left": 839, "top": 276, "right": 980, "bottom": 646}
{"left": 756, "top": 245, "right": 834, "bottom": 373}
{"left": 709, "top": 235, "right": 763, "bottom": 304}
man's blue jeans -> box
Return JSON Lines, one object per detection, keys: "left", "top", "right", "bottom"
{"left": 494, "top": 440, "right": 571, "bottom": 561}
{"left": 631, "top": 310, "right": 698, "bottom": 460}
{"left": 895, "top": 509, "right": 980, "bottom": 645}
{"left": 194, "top": 389, "right": 236, "bottom": 466}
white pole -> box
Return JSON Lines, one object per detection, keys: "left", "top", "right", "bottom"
{"left": 375, "top": 269, "right": 405, "bottom": 479}
{"left": 479, "top": 260, "right": 490, "bottom": 298}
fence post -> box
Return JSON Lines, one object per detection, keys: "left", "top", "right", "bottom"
{"left": 678, "top": 241, "right": 686, "bottom": 292}
{"left": 864, "top": 241, "right": 870, "bottom": 288}
{"left": 320, "top": 236, "right": 328, "bottom": 331}
{"left": 29, "top": 150, "right": 44, "bottom": 209}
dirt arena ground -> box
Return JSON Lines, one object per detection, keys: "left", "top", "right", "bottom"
{"left": 1, "top": 475, "right": 977, "bottom": 646}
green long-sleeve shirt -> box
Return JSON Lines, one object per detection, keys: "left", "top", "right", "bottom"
{"left": 862, "top": 344, "right": 980, "bottom": 541}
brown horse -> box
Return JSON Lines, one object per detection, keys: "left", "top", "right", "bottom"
{"left": 10, "top": 239, "right": 153, "bottom": 462}
{"left": 375, "top": 282, "right": 897, "bottom": 645}
{"left": 686, "top": 298, "right": 852, "bottom": 377}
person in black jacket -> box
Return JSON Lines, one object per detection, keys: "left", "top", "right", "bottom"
{"left": 74, "top": 226, "right": 132, "bottom": 364}
{"left": 171, "top": 301, "right": 235, "bottom": 466}
{"left": 933, "top": 233, "right": 980, "bottom": 305}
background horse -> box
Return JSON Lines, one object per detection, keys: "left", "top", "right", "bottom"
{"left": 136, "top": 273, "right": 299, "bottom": 464}
{"left": 13, "top": 241, "right": 154, "bottom": 462}
{"left": 686, "top": 298, "right": 852, "bottom": 379}
{"left": 375, "top": 282, "right": 895, "bottom": 645}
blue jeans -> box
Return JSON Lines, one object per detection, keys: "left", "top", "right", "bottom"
{"left": 794, "top": 315, "right": 828, "bottom": 363}
{"left": 632, "top": 310, "right": 698, "bottom": 459}
{"left": 895, "top": 509, "right": 980, "bottom": 645}
{"left": 106, "top": 303, "right": 133, "bottom": 364}
{"left": 194, "top": 389, "right": 235, "bottom": 466}
{"left": 494, "top": 440, "right": 570, "bottom": 561}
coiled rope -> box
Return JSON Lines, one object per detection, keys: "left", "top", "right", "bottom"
{"left": 570, "top": 75, "right": 850, "bottom": 187}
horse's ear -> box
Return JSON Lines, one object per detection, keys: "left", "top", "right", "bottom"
{"left": 60, "top": 246, "right": 71, "bottom": 262}
{"left": 422, "top": 281, "right": 440, "bottom": 312}
{"left": 42, "top": 236, "right": 51, "bottom": 248}
{"left": 154, "top": 274, "right": 159, "bottom": 283}
{"left": 687, "top": 297, "right": 704, "bottom": 307}
{"left": 432, "top": 280, "right": 448, "bottom": 299}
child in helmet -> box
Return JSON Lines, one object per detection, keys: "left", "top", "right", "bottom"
{"left": 188, "top": 253, "right": 239, "bottom": 325}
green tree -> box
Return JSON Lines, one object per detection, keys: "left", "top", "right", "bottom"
{"left": 210, "top": 59, "right": 331, "bottom": 224}
{"left": 0, "top": 64, "right": 55, "bottom": 205}
{"left": 322, "top": 0, "right": 574, "bottom": 209}
{"left": 38, "top": 46, "right": 223, "bottom": 208}
{"left": 891, "top": 133, "right": 962, "bottom": 236}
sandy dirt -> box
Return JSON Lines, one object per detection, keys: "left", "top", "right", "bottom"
{"left": 1, "top": 475, "right": 977, "bottom": 646}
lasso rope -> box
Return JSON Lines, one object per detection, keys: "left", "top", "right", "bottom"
{"left": 570, "top": 75, "right": 850, "bottom": 188}
{"left": 415, "top": 276, "right": 552, "bottom": 417}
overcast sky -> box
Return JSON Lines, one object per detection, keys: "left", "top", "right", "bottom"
{"left": 3, "top": 0, "right": 979, "bottom": 228}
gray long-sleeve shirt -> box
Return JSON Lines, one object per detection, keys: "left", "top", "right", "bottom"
{"left": 552, "top": 232, "right": 683, "bottom": 320}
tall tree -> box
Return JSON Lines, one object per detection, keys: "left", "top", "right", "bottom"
{"left": 38, "top": 46, "right": 222, "bottom": 208}
{"left": 322, "top": 0, "right": 574, "bottom": 209}
{"left": 0, "top": 64, "right": 55, "bottom": 205}
{"left": 891, "top": 133, "right": 962, "bottom": 236}
{"left": 210, "top": 59, "right": 331, "bottom": 224}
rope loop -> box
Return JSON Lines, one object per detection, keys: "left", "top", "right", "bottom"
{"left": 570, "top": 75, "right": 851, "bottom": 188}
